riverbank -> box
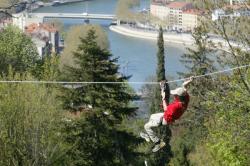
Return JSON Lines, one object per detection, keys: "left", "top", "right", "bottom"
{"left": 109, "top": 25, "right": 195, "bottom": 46}
{"left": 30, "top": 0, "right": 87, "bottom": 11}
{"left": 109, "top": 25, "right": 244, "bottom": 52}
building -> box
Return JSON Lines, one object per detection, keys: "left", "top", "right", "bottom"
{"left": 182, "top": 9, "right": 203, "bottom": 31}
{"left": 12, "top": 12, "right": 44, "bottom": 31}
{"left": 167, "top": 2, "right": 193, "bottom": 30}
{"left": 150, "top": 1, "right": 196, "bottom": 31}
{"left": 150, "top": 1, "right": 170, "bottom": 20}
{"left": 212, "top": 4, "right": 250, "bottom": 21}
{"left": 229, "top": 0, "right": 247, "bottom": 5}
{"left": 25, "top": 23, "right": 60, "bottom": 57}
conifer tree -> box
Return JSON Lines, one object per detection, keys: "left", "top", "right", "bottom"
{"left": 156, "top": 26, "right": 166, "bottom": 82}
{"left": 150, "top": 26, "right": 169, "bottom": 114}
{"left": 147, "top": 26, "right": 172, "bottom": 166}
{"left": 170, "top": 25, "right": 217, "bottom": 165}
{"left": 60, "top": 29, "right": 141, "bottom": 165}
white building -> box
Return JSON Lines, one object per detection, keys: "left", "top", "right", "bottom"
{"left": 12, "top": 12, "right": 43, "bottom": 31}
{"left": 25, "top": 23, "right": 60, "bottom": 57}
{"left": 167, "top": 2, "right": 193, "bottom": 30}
{"left": 229, "top": 0, "right": 247, "bottom": 5}
{"left": 150, "top": 1, "right": 196, "bottom": 31}
{"left": 182, "top": 9, "right": 202, "bottom": 31}
{"left": 212, "top": 5, "right": 250, "bottom": 21}
{"left": 150, "top": 3, "right": 170, "bottom": 20}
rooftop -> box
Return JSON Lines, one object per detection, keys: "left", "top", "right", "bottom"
{"left": 25, "top": 23, "right": 58, "bottom": 34}
{"left": 183, "top": 9, "right": 203, "bottom": 15}
{"left": 224, "top": 4, "right": 250, "bottom": 10}
{"left": 151, "top": 0, "right": 169, "bottom": 5}
{"left": 167, "top": 2, "right": 192, "bottom": 9}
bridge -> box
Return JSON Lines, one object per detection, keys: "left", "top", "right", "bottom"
{"left": 28, "top": 12, "right": 116, "bottom": 21}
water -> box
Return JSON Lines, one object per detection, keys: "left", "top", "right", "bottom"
{"left": 34, "top": 0, "right": 187, "bottom": 91}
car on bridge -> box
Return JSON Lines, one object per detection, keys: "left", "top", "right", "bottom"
{"left": 82, "top": 12, "right": 88, "bottom": 16}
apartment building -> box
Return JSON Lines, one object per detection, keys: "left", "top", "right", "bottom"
{"left": 150, "top": 3, "right": 170, "bottom": 20}
{"left": 25, "top": 23, "right": 60, "bottom": 57}
{"left": 150, "top": 0, "right": 170, "bottom": 20}
{"left": 167, "top": 2, "right": 193, "bottom": 30}
{"left": 150, "top": 1, "right": 197, "bottom": 31}
{"left": 182, "top": 9, "right": 203, "bottom": 31}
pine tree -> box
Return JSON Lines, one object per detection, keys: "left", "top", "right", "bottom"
{"left": 147, "top": 26, "right": 172, "bottom": 166}
{"left": 60, "top": 29, "right": 141, "bottom": 165}
{"left": 151, "top": 26, "right": 169, "bottom": 114}
{"left": 156, "top": 26, "right": 166, "bottom": 82}
{"left": 170, "top": 25, "right": 217, "bottom": 165}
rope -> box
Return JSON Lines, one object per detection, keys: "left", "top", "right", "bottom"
{"left": 0, "top": 64, "right": 249, "bottom": 85}
{"left": 166, "top": 64, "right": 250, "bottom": 84}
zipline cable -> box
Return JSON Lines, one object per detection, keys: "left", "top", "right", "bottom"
{"left": 0, "top": 64, "right": 249, "bottom": 85}
{"left": 166, "top": 63, "right": 250, "bottom": 84}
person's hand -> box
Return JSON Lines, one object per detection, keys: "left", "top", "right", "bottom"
{"left": 160, "top": 80, "right": 166, "bottom": 87}
{"left": 189, "top": 76, "right": 194, "bottom": 82}
{"left": 183, "top": 76, "right": 194, "bottom": 88}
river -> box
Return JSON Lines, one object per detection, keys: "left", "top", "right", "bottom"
{"left": 34, "top": 0, "right": 187, "bottom": 92}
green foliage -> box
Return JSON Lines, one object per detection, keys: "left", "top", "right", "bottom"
{"left": 60, "top": 24, "right": 109, "bottom": 68}
{"left": 187, "top": 142, "right": 214, "bottom": 166}
{"left": 39, "top": 55, "right": 60, "bottom": 81}
{"left": 170, "top": 137, "right": 190, "bottom": 166}
{"left": 141, "top": 27, "right": 172, "bottom": 166}
{"left": 61, "top": 29, "right": 134, "bottom": 116}
{"left": 0, "top": 0, "right": 10, "bottom": 7}
{"left": 62, "top": 112, "right": 117, "bottom": 166}
{"left": 156, "top": 27, "right": 166, "bottom": 82}
{"left": 0, "top": 0, "right": 20, "bottom": 7}
{"left": 0, "top": 70, "right": 67, "bottom": 165}
{"left": 0, "top": 26, "right": 39, "bottom": 74}
{"left": 204, "top": 73, "right": 250, "bottom": 166}
{"left": 33, "top": 55, "right": 60, "bottom": 81}
{"left": 170, "top": 25, "right": 217, "bottom": 165}
{"left": 187, "top": 74, "right": 250, "bottom": 166}
{"left": 62, "top": 111, "right": 143, "bottom": 166}
{"left": 46, "top": 19, "right": 64, "bottom": 34}
{"left": 173, "top": 1, "right": 250, "bottom": 164}
{"left": 151, "top": 26, "right": 168, "bottom": 114}
{"left": 60, "top": 29, "right": 141, "bottom": 165}
{"left": 180, "top": 25, "right": 216, "bottom": 77}
{"left": 115, "top": 0, "right": 141, "bottom": 21}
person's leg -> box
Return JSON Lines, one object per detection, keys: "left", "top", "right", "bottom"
{"left": 140, "top": 132, "right": 150, "bottom": 142}
{"left": 144, "top": 113, "right": 164, "bottom": 143}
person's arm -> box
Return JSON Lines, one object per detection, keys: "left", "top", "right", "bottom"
{"left": 182, "top": 76, "right": 194, "bottom": 90}
{"left": 162, "top": 98, "right": 168, "bottom": 111}
{"left": 161, "top": 91, "right": 168, "bottom": 111}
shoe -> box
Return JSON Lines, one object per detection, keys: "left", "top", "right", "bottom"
{"left": 140, "top": 132, "right": 150, "bottom": 142}
{"left": 152, "top": 140, "right": 166, "bottom": 152}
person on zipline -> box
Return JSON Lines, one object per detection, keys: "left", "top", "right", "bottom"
{"left": 140, "top": 76, "right": 194, "bottom": 152}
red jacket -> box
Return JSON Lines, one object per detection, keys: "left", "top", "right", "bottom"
{"left": 163, "top": 94, "right": 189, "bottom": 123}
